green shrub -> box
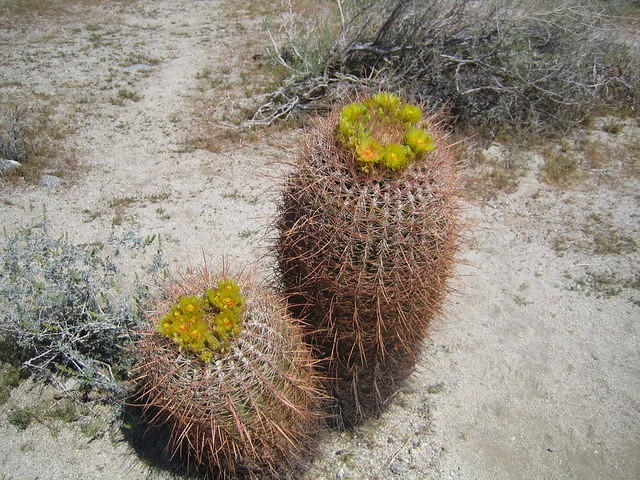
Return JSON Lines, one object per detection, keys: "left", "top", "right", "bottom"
{"left": 0, "top": 222, "right": 165, "bottom": 396}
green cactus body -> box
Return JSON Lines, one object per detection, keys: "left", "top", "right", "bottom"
{"left": 277, "top": 94, "right": 461, "bottom": 427}
{"left": 131, "top": 267, "right": 322, "bottom": 478}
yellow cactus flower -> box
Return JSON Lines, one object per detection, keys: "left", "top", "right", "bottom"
{"left": 179, "top": 296, "right": 203, "bottom": 317}
{"left": 215, "top": 310, "right": 237, "bottom": 330}
{"left": 157, "top": 280, "right": 245, "bottom": 363}
{"left": 355, "top": 136, "right": 383, "bottom": 164}
{"left": 338, "top": 117, "right": 355, "bottom": 140}
{"left": 340, "top": 103, "right": 368, "bottom": 122}
{"left": 207, "top": 280, "right": 244, "bottom": 312}
{"left": 205, "top": 332, "right": 221, "bottom": 350}
{"left": 405, "top": 128, "right": 435, "bottom": 155}
{"left": 199, "top": 350, "right": 213, "bottom": 363}
{"left": 398, "top": 104, "right": 421, "bottom": 124}
{"left": 371, "top": 92, "right": 401, "bottom": 113}
{"left": 157, "top": 320, "right": 172, "bottom": 336}
{"left": 382, "top": 143, "right": 410, "bottom": 171}
{"left": 336, "top": 93, "right": 434, "bottom": 172}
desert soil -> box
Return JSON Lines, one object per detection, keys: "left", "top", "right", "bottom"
{"left": 0, "top": 1, "right": 638, "bottom": 479}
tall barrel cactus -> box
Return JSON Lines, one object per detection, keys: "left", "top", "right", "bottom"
{"left": 131, "top": 265, "right": 322, "bottom": 478}
{"left": 276, "top": 93, "right": 462, "bottom": 427}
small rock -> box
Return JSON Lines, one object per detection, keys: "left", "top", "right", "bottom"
{"left": 39, "top": 174, "right": 62, "bottom": 188}
{"left": 0, "top": 158, "right": 21, "bottom": 173}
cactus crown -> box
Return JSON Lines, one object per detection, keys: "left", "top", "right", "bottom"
{"left": 337, "top": 92, "right": 435, "bottom": 173}
{"left": 156, "top": 279, "right": 245, "bottom": 362}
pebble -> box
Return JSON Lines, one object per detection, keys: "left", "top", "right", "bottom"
{"left": 390, "top": 457, "right": 410, "bottom": 475}
{"left": 39, "top": 174, "right": 62, "bottom": 188}
{"left": 0, "top": 158, "right": 21, "bottom": 173}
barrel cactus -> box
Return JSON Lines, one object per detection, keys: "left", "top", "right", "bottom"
{"left": 131, "top": 265, "right": 323, "bottom": 478}
{"left": 276, "top": 92, "right": 462, "bottom": 427}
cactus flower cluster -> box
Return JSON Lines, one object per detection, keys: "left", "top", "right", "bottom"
{"left": 337, "top": 92, "right": 435, "bottom": 172}
{"left": 156, "top": 279, "right": 244, "bottom": 362}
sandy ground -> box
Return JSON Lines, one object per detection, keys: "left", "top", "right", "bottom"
{"left": 1, "top": 1, "right": 639, "bottom": 479}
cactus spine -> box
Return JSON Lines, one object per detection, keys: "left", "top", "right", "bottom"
{"left": 276, "top": 93, "right": 462, "bottom": 427}
{"left": 131, "top": 265, "right": 322, "bottom": 478}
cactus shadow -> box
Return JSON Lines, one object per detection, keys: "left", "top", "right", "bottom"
{"left": 120, "top": 402, "right": 204, "bottom": 479}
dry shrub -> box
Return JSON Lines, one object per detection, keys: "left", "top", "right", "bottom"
{"left": 254, "top": 0, "right": 640, "bottom": 136}
{"left": 0, "top": 222, "right": 163, "bottom": 395}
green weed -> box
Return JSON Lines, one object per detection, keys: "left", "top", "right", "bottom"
{"left": 117, "top": 89, "right": 141, "bottom": 102}
{"left": 8, "top": 406, "right": 36, "bottom": 431}
{"left": 0, "top": 364, "right": 22, "bottom": 404}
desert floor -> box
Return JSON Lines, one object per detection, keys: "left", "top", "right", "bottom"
{"left": 0, "top": 1, "right": 638, "bottom": 479}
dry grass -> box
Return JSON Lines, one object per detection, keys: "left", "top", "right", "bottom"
{"left": 0, "top": 103, "right": 78, "bottom": 185}
{"left": 186, "top": 0, "right": 336, "bottom": 154}
{"left": 0, "top": 0, "right": 132, "bottom": 18}
{"left": 462, "top": 144, "right": 528, "bottom": 199}
{"left": 540, "top": 148, "right": 582, "bottom": 187}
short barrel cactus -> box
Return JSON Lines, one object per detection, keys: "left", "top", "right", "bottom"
{"left": 131, "top": 265, "right": 323, "bottom": 478}
{"left": 276, "top": 92, "right": 462, "bottom": 427}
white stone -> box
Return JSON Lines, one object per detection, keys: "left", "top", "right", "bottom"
{"left": 39, "top": 174, "right": 62, "bottom": 188}
{"left": 0, "top": 158, "right": 21, "bottom": 173}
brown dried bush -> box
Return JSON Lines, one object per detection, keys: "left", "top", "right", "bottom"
{"left": 255, "top": 0, "right": 639, "bottom": 136}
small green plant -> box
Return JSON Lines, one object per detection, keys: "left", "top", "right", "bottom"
{"left": 156, "top": 279, "right": 244, "bottom": 362}
{"left": 117, "top": 88, "right": 141, "bottom": 102}
{"left": 8, "top": 406, "right": 36, "bottom": 431}
{"left": 47, "top": 398, "right": 83, "bottom": 423}
{"left": 7, "top": 397, "right": 89, "bottom": 434}
{"left": 79, "top": 418, "right": 105, "bottom": 439}
{"left": 337, "top": 93, "right": 435, "bottom": 172}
